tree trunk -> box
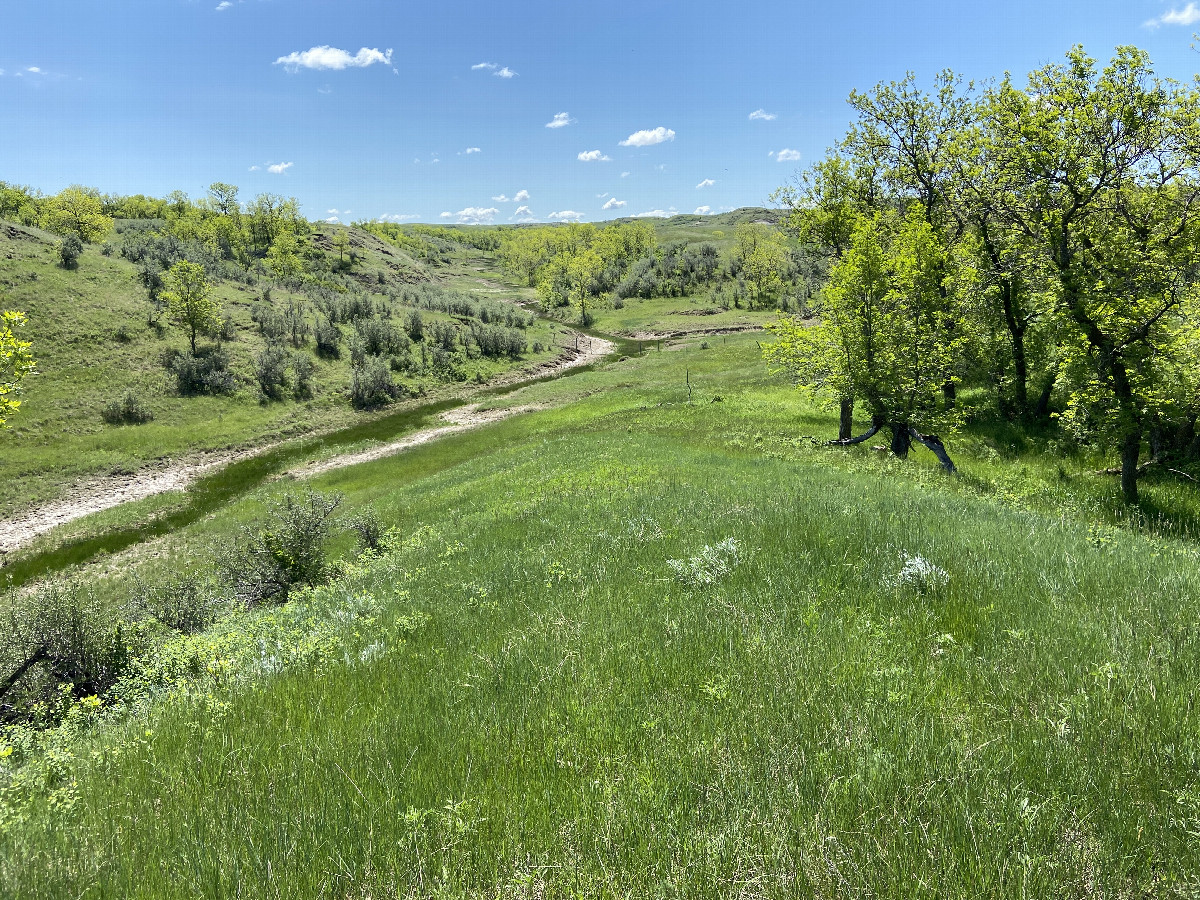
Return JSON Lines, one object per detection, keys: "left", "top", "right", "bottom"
{"left": 1033, "top": 369, "right": 1056, "bottom": 422}
{"left": 909, "top": 427, "right": 958, "bottom": 474}
{"left": 888, "top": 422, "right": 912, "bottom": 458}
{"left": 838, "top": 398, "right": 854, "bottom": 441}
{"left": 829, "top": 418, "right": 882, "bottom": 447}
{"left": 1121, "top": 430, "right": 1141, "bottom": 505}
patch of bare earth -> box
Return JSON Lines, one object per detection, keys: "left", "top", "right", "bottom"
{"left": 0, "top": 333, "right": 613, "bottom": 554}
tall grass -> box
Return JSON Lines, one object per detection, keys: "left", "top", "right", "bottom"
{"left": 3, "top": 337, "right": 1199, "bottom": 895}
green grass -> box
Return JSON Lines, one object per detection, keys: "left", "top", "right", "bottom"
{"left": 0, "top": 222, "right": 563, "bottom": 518}
{"left": 3, "top": 335, "right": 1200, "bottom": 897}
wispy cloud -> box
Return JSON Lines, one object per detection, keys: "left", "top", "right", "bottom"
{"left": 548, "top": 210, "right": 584, "bottom": 221}
{"left": 463, "top": 147, "right": 481, "bottom": 154}
{"left": 602, "top": 198, "right": 627, "bottom": 210}
{"left": 513, "top": 205, "right": 534, "bottom": 218}
{"left": 696, "top": 178, "right": 715, "bottom": 189}
{"left": 694, "top": 206, "right": 712, "bottom": 215}
{"left": 249, "top": 165, "right": 261, "bottom": 172}
{"left": 620, "top": 127, "right": 675, "bottom": 147}
{"left": 633, "top": 209, "right": 672, "bottom": 218}
{"left": 773, "top": 148, "right": 801, "bottom": 162}
{"left": 216, "top": 1, "right": 233, "bottom": 10}
{"left": 472, "top": 62, "right": 517, "bottom": 78}
{"left": 1145, "top": 2, "right": 1200, "bottom": 26}
{"left": 439, "top": 206, "right": 499, "bottom": 224}
{"left": 376, "top": 213, "right": 420, "bottom": 223}
{"left": 620, "top": 171, "right": 630, "bottom": 178}
{"left": 748, "top": 109, "right": 776, "bottom": 121}
{"left": 545, "top": 112, "right": 574, "bottom": 128}
{"left": 267, "top": 161, "right": 293, "bottom": 174}
{"left": 274, "top": 46, "right": 393, "bottom": 72}
{"left": 492, "top": 194, "right": 510, "bottom": 202}
{"left": 578, "top": 150, "right": 612, "bottom": 162}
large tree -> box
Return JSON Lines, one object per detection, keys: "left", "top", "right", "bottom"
{"left": 963, "top": 46, "right": 1200, "bottom": 502}
{"left": 766, "top": 208, "right": 965, "bottom": 470}
{"left": 38, "top": 186, "right": 112, "bottom": 242}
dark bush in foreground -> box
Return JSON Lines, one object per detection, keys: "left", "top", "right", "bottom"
{"left": 0, "top": 583, "right": 142, "bottom": 723}
{"left": 218, "top": 490, "right": 343, "bottom": 606}
{"left": 58, "top": 234, "right": 83, "bottom": 269}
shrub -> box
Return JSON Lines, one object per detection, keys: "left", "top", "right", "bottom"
{"left": 101, "top": 390, "right": 154, "bottom": 425}
{"left": 291, "top": 352, "right": 315, "bottom": 399}
{"left": 217, "top": 314, "right": 237, "bottom": 342}
{"left": 218, "top": 490, "right": 343, "bottom": 606}
{"left": 130, "top": 570, "right": 223, "bottom": 633}
{"left": 350, "top": 355, "right": 401, "bottom": 409}
{"left": 254, "top": 344, "right": 289, "bottom": 401}
{"left": 314, "top": 318, "right": 342, "bottom": 358}
{"left": 0, "top": 582, "right": 140, "bottom": 720}
{"left": 113, "top": 324, "right": 133, "bottom": 343}
{"left": 58, "top": 233, "right": 83, "bottom": 269}
{"left": 345, "top": 508, "right": 387, "bottom": 554}
{"left": 165, "top": 347, "right": 236, "bottom": 396}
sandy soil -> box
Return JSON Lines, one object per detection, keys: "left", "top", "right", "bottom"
{"left": 0, "top": 332, "right": 613, "bottom": 554}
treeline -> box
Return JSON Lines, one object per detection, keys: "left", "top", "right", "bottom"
{"left": 765, "top": 46, "right": 1200, "bottom": 502}
{"left": 496, "top": 221, "right": 815, "bottom": 323}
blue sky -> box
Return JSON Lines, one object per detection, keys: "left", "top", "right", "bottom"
{"left": 2, "top": 1, "right": 1199, "bottom": 224}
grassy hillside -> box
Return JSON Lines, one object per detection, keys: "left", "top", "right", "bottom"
{"left": 3, "top": 335, "right": 1199, "bottom": 896}
{"left": 0, "top": 220, "right": 563, "bottom": 517}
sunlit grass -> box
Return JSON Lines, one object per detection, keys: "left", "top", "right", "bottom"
{"left": 3, "top": 336, "right": 1200, "bottom": 896}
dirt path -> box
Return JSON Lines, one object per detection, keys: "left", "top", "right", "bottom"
{"left": 0, "top": 333, "right": 613, "bottom": 554}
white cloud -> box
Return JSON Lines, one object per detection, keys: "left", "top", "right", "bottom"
{"left": 633, "top": 209, "right": 671, "bottom": 218}
{"left": 748, "top": 109, "right": 776, "bottom": 121}
{"left": 492, "top": 194, "right": 510, "bottom": 202}
{"left": 545, "top": 112, "right": 574, "bottom": 128}
{"left": 274, "top": 46, "right": 393, "bottom": 72}
{"left": 267, "top": 161, "right": 293, "bottom": 174}
{"left": 619, "top": 127, "right": 675, "bottom": 147}
{"left": 620, "top": 171, "right": 630, "bottom": 178}
{"left": 26, "top": 66, "right": 41, "bottom": 74}
{"left": 249, "top": 165, "right": 261, "bottom": 172}
{"left": 694, "top": 206, "right": 712, "bottom": 215}
{"left": 439, "top": 206, "right": 499, "bottom": 224}
{"left": 578, "top": 150, "right": 612, "bottom": 162}
{"left": 317, "top": 85, "right": 332, "bottom": 94}
{"left": 464, "top": 147, "right": 481, "bottom": 154}
{"left": 324, "top": 216, "right": 340, "bottom": 223}
{"left": 327, "top": 208, "right": 340, "bottom": 215}
{"left": 376, "top": 213, "right": 420, "bottom": 222}
{"left": 216, "top": 1, "right": 233, "bottom": 9}
{"left": 1146, "top": 2, "right": 1200, "bottom": 26}
{"left": 774, "top": 148, "right": 802, "bottom": 162}
{"left": 597, "top": 192, "right": 609, "bottom": 198}
{"left": 696, "top": 178, "right": 715, "bottom": 189}
{"left": 513, "top": 205, "right": 533, "bottom": 217}
{"left": 514, "top": 189, "right": 530, "bottom": 202}
{"left": 548, "top": 210, "right": 584, "bottom": 221}
{"left": 472, "top": 62, "right": 516, "bottom": 77}
{"left": 602, "top": 198, "right": 627, "bottom": 210}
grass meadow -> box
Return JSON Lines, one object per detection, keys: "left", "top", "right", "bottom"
{"left": 2, "top": 336, "right": 1199, "bottom": 897}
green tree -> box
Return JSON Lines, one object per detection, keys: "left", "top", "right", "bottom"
{"left": 966, "top": 46, "right": 1200, "bottom": 502}
{"left": 0, "top": 310, "right": 36, "bottom": 427}
{"left": 39, "top": 186, "right": 112, "bottom": 242}
{"left": 765, "top": 209, "right": 965, "bottom": 469}
{"left": 163, "top": 261, "right": 220, "bottom": 354}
